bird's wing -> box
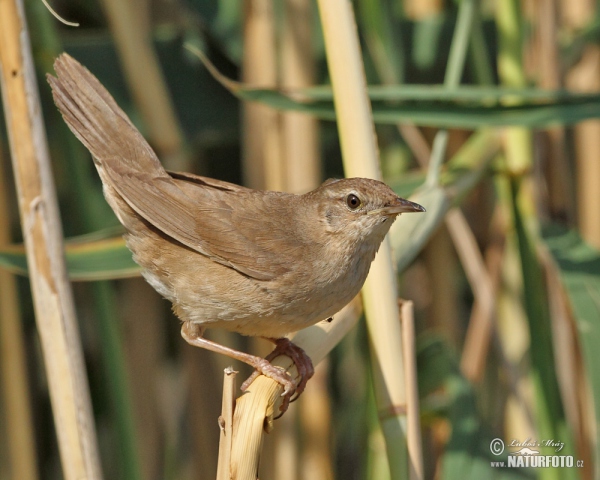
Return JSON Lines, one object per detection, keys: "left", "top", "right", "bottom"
{"left": 104, "top": 163, "right": 297, "bottom": 281}
{"left": 167, "top": 171, "right": 255, "bottom": 194}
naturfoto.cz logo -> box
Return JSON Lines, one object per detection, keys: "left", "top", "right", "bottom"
{"left": 489, "top": 438, "right": 584, "bottom": 469}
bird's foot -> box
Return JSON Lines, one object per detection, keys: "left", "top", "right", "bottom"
{"left": 241, "top": 338, "right": 314, "bottom": 417}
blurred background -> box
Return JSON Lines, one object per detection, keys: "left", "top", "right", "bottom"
{"left": 0, "top": 0, "right": 599, "bottom": 479}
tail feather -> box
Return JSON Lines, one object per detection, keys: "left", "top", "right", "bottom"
{"left": 47, "top": 53, "right": 166, "bottom": 178}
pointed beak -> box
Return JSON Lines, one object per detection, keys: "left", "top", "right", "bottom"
{"left": 368, "top": 197, "right": 426, "bottom": 216}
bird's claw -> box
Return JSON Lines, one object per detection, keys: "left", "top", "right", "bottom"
{"left": 242, "top": 338, "right": 314, "bottom": 418}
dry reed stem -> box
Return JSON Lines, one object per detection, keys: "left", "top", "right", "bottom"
{"left": 0, "top": 1, "right": 102, "bottom": 478}
{"left": 228, "top": 298, "right": 362, "bottom": 479}
{"left": 242, "top": 0, "right": 283, "bottom": 191}
{"left": 280, "top": 1, "right": 328, "bottom": 477}
{"left": 400, "top": 301, "right": 423, "bottom": 480}
{"left": 299, "top": 361, "right": 334, "bottom": 480}
{"left": 564, "top": 0, "right": 600, "bottom": 248}
{"left": 459, "top": 230, "right": 504, "bottom": 382}
{"left": 0, "top": 149, "right": 38, "bottom": 479}
{"left": 242, "top": 3, "right": 293, "bottom": 474}
{"left": 444, "top": 208, "right": 496, "bottom": 380}
{"left": 281, "top": 0, "right": 320, "bottom": 194}
{"left": 534, "top": 0, "right": 574, "bottom": 222}
{"left": 100, "top": 0, "right": 187, "bottom": 170}
{"left": 316, "top": 0, "right": 409, "bottom": 477}
{"left": 217, "top": 367, "right": 238, "bottom": 480}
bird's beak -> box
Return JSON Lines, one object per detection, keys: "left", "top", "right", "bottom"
{"left": 368, "top": 197, "right": 426, "bottom": 216}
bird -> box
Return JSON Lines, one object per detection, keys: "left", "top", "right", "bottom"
{"left": 47, "top": 53, "right": 425, "bottom": 414}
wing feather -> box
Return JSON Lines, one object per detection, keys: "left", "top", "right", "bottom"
{"left": 104, "top": 164, "right": 296, "bottom": 281}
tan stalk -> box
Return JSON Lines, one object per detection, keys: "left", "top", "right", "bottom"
{"left": 299, "top": 361, "right": 334, "bottom": 480}
{"left": 242, "top": 3, "right": 291, "bottom": 477}
{"left": 0, "top": 1, "right": 102, "bottom": 478}
{"left": 281, "top": 0, "right": 321, "bottom": 194}
{"left": 400, "top": 301, "right": 423, "bottom": 480}
{"left": 564, "top": 0, "right": 600, "bottom": 248}
{"left": 217, "top": 367, "right": 238, "bottom": 480}
{"left": 100, "top": 0, "right": 187, "bottom": 170}
{"left": 535, "top": 0, "right": 574, "bottom": 222}
{"left": 242, "top": 0, "right": 283, "bottom": 191}
{"left": 272, "top": 413, "right": 299, "bottom": 480}
{"left": 0, "top": 145, "right": 38, "bottom": 479}
{"left": 397, "top": 124, "right": 432, "bottom": 168}
{"left": 445, "top": 209, "right": 496, "bottom": 380}
{"left": 404, "top": 0, "right": 444, "bottom": 20}
{"left": 280, "top": 1, "right": 331, "bottom": 478}
{"left": 229, "top": 298, "right": 362, "bottom": 479}
{"left": 316, "top": 0, "right": 409, "bottom": 477}
{"left": 459, "top": 222, "right": 504, "bottom": 383}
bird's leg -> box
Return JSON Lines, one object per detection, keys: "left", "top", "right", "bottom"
{"left": 181, "top": 322, "right": 295, "bottom": 397}
{"left": 241, "top": 337, "right": 314, "bottom": 415}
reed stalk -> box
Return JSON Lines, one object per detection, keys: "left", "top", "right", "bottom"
{"left": 279, "top": 1, "right": 330, "bottom": 477}
{"left": 564, "top": 0, "right": 600, "bottom": 249}
{"left": 242, "top": 0, "right": 282, "bottom": 191}
{"left": 25, "top": 4, "right": 145, "bottom": 476}
{"left": 0, "top": 145, "right": 38, "bottom": 480}
{"left": 315, "top": 0, "right": 411, "bottom": 477}
{"left": 400, "top": 301, "right": 423, "bottom": 480}
{"left": 217, "top": 367, "right": 237, "bottom": 480}
{"left": 281, "top": 0, "right": 320, "bottom": 194}
{"left": 0, "top": 1, "right": 102, "bottom": 478}
{"left": 228, "top": 299, "right": 362, "bottom": 479}
{"left": 241, "top": 3, "right": 295, "bottom": 477}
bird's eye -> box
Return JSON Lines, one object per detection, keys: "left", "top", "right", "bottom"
{"left": 346, "top": 193, "right": 361, "bottom": 210}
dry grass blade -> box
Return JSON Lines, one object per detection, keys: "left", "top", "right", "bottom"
{"left": 0, "top": 1, "right": 102, "bottom": 478}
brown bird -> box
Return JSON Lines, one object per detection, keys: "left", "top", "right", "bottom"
{"left": 48, "top": 53, "right": 425, "bottom": 413}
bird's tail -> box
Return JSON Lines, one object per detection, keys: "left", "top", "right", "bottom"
{"left": 47, "top": 53, "right": 166, "bottom": 179}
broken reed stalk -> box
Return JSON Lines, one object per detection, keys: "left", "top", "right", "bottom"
{"left": 316, "top": 0, "right": 410, "bottom": 477}
{"left": 217, "top": 367, "right": 237, "bottom": 480}
{"left": 400, "top": 301, "right": 423, "bottom": 480}
{"left": 0, "top": 1, "right": 102, "bottom": 478}
{"left": 226, "top": 299, "right": 362, "bottom": 480}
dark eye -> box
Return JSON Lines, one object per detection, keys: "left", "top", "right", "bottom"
{"left": 346, "top": 193, "right": 361, "bottom": 210}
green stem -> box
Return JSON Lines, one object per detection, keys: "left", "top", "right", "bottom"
{"left": 426, "top": 0, "right": 477, "bottom": 187}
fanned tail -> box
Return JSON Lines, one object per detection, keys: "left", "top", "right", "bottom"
{"left": 47, "top": 53, "right": 166, "bottom": 179}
